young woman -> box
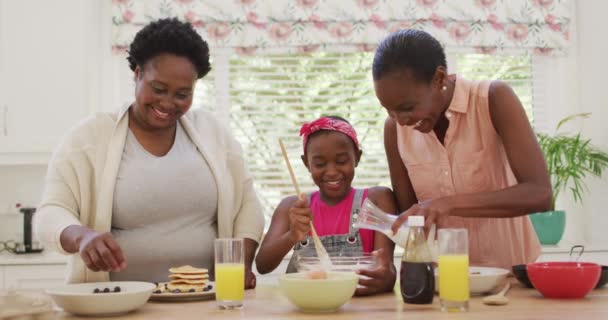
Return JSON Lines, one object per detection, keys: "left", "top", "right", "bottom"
{"left": 374, "top": 29, "right": 552, "bottom": 270}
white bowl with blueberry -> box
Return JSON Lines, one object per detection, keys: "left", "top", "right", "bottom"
{"left": 46, "top": 281, "right": 155, "bottom": 316}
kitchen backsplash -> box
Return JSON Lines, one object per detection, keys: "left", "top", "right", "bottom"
{"left": 0, "top": 214, "right": 22, "bottom": 242}
{"left": 0, "top": 165, "right": 47, "bottom": 241}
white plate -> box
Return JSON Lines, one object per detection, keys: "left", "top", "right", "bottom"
{"left": 434, "top": 266, "right": 509, "bottom": 295}
{"left": 46, "top": 281, "right": 154, "bottom": 316}
{"left": 150, "top": 282, "right": 215, "bottom": 302}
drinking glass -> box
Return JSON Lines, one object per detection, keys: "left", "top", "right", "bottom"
{"left": 438, "top": 229, "right": 469, "bottom": 312}
{"left": 214, "top": 238, "right": 245, "bottom": 309}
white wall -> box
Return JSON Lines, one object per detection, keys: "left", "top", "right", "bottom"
{"left": 0, "top": 165, "right": 46, "bottom": 241}
{"left": 575, "top": 0, "right": 608, "bottom": 247}
{"left": 0, "top": 0, "right": 110, "bottom": 240}
{"left": 532, "top": 49, "right": 583, "bottom": 247}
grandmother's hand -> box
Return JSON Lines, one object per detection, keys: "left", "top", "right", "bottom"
{"left": 78, "top": 230, "right": 127, "bottom": 272}
{"left": 391, "top": 198, "right": 452, "bottom": 232}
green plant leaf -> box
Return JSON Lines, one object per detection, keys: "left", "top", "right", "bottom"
{"left": 555, "top": 112, "right": 591, "bottom": 132}
{"left": 538, "top": 113, "right": 608, "bottom": 206}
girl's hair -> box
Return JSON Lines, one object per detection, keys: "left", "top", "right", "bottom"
{"left": 127, "top": 18, "right": 211, "bottom": 79}
{"left": 372, "top": 29, "right": 446, "bottom": 83}
{"left": 325, "top": 115, "right": 350, "bottom": 124}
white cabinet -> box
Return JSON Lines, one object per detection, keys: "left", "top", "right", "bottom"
{"left": 3, "top": 264, "right": 66, "bottom": 290}
{"left": 0, "top": 0, "right": 95, "bottom": 164}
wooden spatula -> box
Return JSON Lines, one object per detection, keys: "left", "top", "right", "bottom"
{"left": 278, "top": 138, "right": 332, "bottom": 271}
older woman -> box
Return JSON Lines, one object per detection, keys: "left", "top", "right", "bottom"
{"left": 34, "top": 18, "right": 264, "bottom": 288}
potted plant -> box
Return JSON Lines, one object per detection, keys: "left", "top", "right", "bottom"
{"left": 530, "top": 113, "right": 608, "bottom": 245}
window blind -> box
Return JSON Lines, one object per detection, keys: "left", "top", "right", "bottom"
{"left": 454, "top": 53, "right": 536, "bottom": 127}
{"left": 225, "top": 52, "right": 388, "bottom": 218}
{"left": 191, "top": 61, "right": 216, "bottom": 114}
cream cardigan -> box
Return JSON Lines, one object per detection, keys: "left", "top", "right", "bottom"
{"left": 34, "top": 104, "right": 265, "bottom": 283}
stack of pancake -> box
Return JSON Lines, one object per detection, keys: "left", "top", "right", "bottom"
{"left": 165, "top": 265, "right": 209, "bottom": 293}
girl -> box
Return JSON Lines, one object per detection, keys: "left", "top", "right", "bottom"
{"left": 255, "top": 116, "right": 397, "bottom": 296}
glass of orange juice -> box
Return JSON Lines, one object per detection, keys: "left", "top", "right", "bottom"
{"left": 438, "top": 228, "right": 469, "bottom": 312}
{"left": 214, "top": 238, "right": 245, "bottom": 309}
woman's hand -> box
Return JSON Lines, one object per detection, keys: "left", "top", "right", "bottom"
{"left": 245, "top": 268, "right": 257, "bottom": 289}
{"left": 286, "top": 194, "right": 313, "bottom": 242}
{"left": 355, "top": 249, "right": 396, "bottom": 296}
{"left": 78, "top": 230, "right": 127, "bottom": 272}
{"left": 391, "top": 198, "right": 453, "bottom": 232}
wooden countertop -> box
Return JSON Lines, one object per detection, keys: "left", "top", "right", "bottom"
{"left": 58, "top": 279, "right": 608, "bottom": 320}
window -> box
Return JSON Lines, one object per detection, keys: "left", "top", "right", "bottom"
{"left": 226, "top": 52, "right": 388, "bottom": 218}
{"left": 191, "top": 62, "right": 216, "bottom": 114}
{"left": 455, "top": 53, "right": 534, "bottom": 123}
{"left": 188, "top": 51, "right": 537, "bottom": 224}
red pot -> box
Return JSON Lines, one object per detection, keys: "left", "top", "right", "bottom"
{"left": 527, "top": 262, "right": 601, "bottom": 299}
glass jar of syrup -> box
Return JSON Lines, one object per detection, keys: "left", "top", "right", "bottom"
{"left": 400, "top": 215, "right": 434, "bottom": 304}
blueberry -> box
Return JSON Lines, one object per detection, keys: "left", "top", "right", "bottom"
{"left": 93, "top": 288, "right": 100, "bottom": 294}
{"left": 114, "top": 286, "right": 121, "bottom": 292}
{"left": 153, "top": 289, "right": 162, "bottom": 294}
{"left": 103, "top": 288, "right": 110, "bottom": 293}
{"left": 172, "top": 289, "right": 181, "bottom": 293}
{"left": 188, "top": 288, "right": 195, "bottom": 292}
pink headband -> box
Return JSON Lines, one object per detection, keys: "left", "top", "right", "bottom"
{"left": 299, "top": 117, "right": 359, "bottom": 153}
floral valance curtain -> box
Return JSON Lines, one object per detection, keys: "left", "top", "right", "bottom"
{"left": 112, "top": 0, "right": 572, "bottom": 55}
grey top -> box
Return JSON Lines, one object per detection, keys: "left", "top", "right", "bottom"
{"left": 110, "top": 123, "right": 218, "bottom": 283}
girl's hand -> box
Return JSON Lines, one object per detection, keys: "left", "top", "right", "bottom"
{"left": 355, "top": 249, "right": 396, "bottom": 296}
{"left": 391, "top": 198, "right": 453, "bottom": 233}
{"left": 78, "top": 231, "right": 127, "bottom": 272}
{"left": 287, "top": 194, "right": 313, "bottom": 242}
{"left": 245, "top": 268, "right": 257, "bottom": 289}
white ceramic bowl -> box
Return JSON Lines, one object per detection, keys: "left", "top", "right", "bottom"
{"left": 279, "top": 272, "right": 358, "bottom": 313}
{"left": 434, "top": 266, "right": 509, "bottom": 295}
{"left": 46, "top": 281, "right": 155, "bottom": 316}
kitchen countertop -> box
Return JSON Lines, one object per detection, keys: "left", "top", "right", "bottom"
{"left": 0, "top": 251, "right": 67, "bottom": 265}
{"left": 58, "top": 279, "right": 608, "bottom": 320}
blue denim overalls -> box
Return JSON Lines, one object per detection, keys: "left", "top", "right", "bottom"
{"left": 286, "top": 189, "right": 365, "bottom": 273}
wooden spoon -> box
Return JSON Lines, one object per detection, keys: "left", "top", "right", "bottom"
{"left": 278, "top": 138, "right": 332, "bottom": 272}
{"left": 482, "top": 282, "right": 511, "bottom": 306}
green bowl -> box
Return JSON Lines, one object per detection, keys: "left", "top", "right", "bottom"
{"left": 279, "top": 272, "right": 358, "bottom": 313}
{"left": 529, "top": 210, "right": 566, "bottom": 245}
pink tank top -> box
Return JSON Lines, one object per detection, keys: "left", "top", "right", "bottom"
{"left": 309, "top": 188, "right": 375, "bottom": 253}
{"left": 395, "top": 75, "right": 541, "bottom": 270}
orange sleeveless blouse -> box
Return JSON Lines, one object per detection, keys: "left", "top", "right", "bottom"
{"left": 396, "top": 75, "right": 541, "bottom": 270}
